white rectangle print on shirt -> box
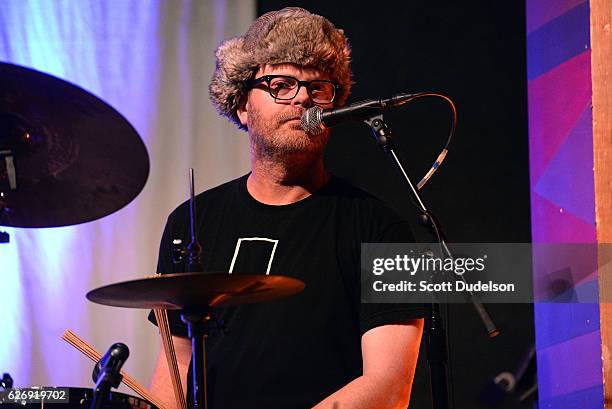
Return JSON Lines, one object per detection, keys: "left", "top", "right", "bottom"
{"left": 228, "top": 237, "right": 279, "bottom": 275}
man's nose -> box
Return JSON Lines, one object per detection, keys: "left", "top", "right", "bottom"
{"left": 290, "top": 85, "right": 313, "bottom": 108}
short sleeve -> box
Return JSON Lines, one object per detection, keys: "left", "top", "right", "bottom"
{"left": 360, "top": 219, "right": 428, "bottom": 335}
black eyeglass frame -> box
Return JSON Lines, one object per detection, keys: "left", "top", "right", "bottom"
{"left": 247, "top": 75, "right": 341, "bottom": 104}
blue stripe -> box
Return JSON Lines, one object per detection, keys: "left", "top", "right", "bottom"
{"left": 527, "top": 2, "right": 590, "bottom": 80}
{"left": 538, "top": 385, "right": 603, "bottom": 409}
{"left": 535, "top": 303, "right": 599, "bottom": 349}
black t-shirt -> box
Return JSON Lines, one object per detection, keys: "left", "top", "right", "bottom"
{"left": 149, "top": 174, "right": 426, "bottom": 408}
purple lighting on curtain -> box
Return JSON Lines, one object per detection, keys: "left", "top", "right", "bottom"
{"left": 0, "top": 0, "right": 160, "bottom": 386}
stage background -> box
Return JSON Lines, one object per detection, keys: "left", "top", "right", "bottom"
{"left": 0, "top": 0, "right": 254, "bottom": 392}
{"left": 0, "top": 1, "right": 535, "bottom": 408}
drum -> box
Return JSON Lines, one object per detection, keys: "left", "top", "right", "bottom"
{"left": 0, "top": 387, "right": 158, "bottom": 409}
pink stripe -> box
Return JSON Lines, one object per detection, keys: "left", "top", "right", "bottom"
{"left": 528, "top": 51, "right": 591, "bottom": 184}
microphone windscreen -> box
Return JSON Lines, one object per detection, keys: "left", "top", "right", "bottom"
{"left": 300, "top": 106, "right": 325, "bottom": 135}
{"left": 92, "top": 343, "right": 130, "bottom": 382}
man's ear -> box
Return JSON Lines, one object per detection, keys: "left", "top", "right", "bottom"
{"left": 237, "top": 96, "right": 248, "bottom": 127}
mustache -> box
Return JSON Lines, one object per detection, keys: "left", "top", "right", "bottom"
{"left": 277, "top": 109, "right": 305, "bottom": 123}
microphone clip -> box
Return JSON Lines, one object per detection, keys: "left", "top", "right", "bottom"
{"left": 363, "top": 114, "right": 395, "bottom": 152}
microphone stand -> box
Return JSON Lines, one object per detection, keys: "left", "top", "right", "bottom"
{"left": 1, "top": 373, "right": 13, "bottom": 390}
{"left": 90, "top": 344, "right": 128, "bottom": 409}
{"left": 91, "top": 369, "right": 122, "bottom": 409}
{"left": 363, "top": 114, "right": 499, "bottom": 409}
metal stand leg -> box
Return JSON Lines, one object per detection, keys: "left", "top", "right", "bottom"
{"left": 182, "top": 312, "right": 210, "bottom": 409}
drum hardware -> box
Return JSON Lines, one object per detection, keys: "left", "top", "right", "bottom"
{"left": 0, "top": 192, "right": 9, "bottom": 243}
{"left": 479, "top": 343, "right": 537, "bottom": 407}
{"left": 84, "top": 171, "right": 304, "bottom": 409}
{"left": 62, "top": 330, "right": 167, "bottom": 409}
{"left": 1, "top": 373, "right": 13, "bottom": 389}
{"left": 171, "top": 236, "right": 204, "bottom": 270}
{"left": 186, "top": 168, "right": 203, "bottom": 272}
{"left": 170, "top": 168, "right": 203, "bottom": 272}
{"left": 87, "top": 272, "right": 305, "bottom": 409}
{"left": 162, "top": 168, "right": 202, "bottom": 409}
{"left": 1, "top": 153, "right": 16, "bottom": 191}
{"left": 90, "top": 343, "right": 129, "bottom": 409}
{"left": 1, "top": 106, "right": 41, "bottom": 242}
{"left": 0, "top": 387, "right": 159, "bottom": 409}
{"left": 171, "top": 239, "right": 186, "bottom": 264}
{"left": 74, "top": 387, "right": 159, "bottom": 409}
{"left": 181, "top": 310, "right": 212, "bottom": 409}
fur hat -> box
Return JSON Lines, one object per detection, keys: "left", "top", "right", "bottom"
{"left": 209, "top": 7, "right": 352, "bottom": 129}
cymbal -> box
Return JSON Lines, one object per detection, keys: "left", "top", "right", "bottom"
{"left": 0, "top": 62, "right": 149, "bottom": 228}
{"left": 86, "top": 272, "right": 305, "bottom": 309}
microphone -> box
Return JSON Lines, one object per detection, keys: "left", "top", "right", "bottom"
{"left": 91, "top": 343, "right": 129, "bottom": 409}
{"left": 91, "top": 343, "right": 130, "bottom": 384}
{"left": 300, "top": 92, "right": 417, "bottom": 135}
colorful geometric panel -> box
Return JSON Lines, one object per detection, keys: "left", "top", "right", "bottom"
{"left": 534, "top": 106, "right": 595, "bottom": 225}
{"left": 538, "top": 385, "right": 604, "bottom": 409}
{"left": 528, "top": 51, "right": 592, "bottom": 185}
{"left": 527, "top": 0, "right": 587, "bottom": 33}
{"left": 527, "top": 1, "right": 590, "bottom": 79}
{"left": 527, "top": 0, "right": 601, "bottom": 406}
{"left": 530, "top": 193, "right": 596, "bottom": 243}
{"left": 536, "top": 330, "right": 602, "bottom": 400}
{"left": 535, "top": 303, "right": 600, "bottom": 349}
{"left": 532, "top": 243, "right": 599, "bottom": 304}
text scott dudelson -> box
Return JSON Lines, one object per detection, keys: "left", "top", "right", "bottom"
{"left": 372, "top": 280, "right": 515, "bottom": 292}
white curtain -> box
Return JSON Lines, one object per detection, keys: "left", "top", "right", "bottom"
{"left": 0, "top": 0, "right": 253, "bottom": 391}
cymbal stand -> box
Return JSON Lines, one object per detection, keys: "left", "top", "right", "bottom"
{"left": 1, "top": 136, "right": 17, "bottom": 243}
{"left": 181, "top": 309, "right": 225, "bottom": 409}
{"left": 171, "top": 169, "right": 203, "bottom": 269}
{"left": 0, "top": 192, "right": 9, "bottom": 243}
{"left": 180, "top": 168, "right": 211, "bottom": 409}
{"left": 186, "top": 168, "right": 203, "bottom": 272}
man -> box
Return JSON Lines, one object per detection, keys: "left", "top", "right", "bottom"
{"left": 149, "top": 7, "right": 425, "bottom": 409}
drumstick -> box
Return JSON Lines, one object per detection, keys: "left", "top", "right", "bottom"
{"left": 153, "top": 308, "right": 188, "bottom": 409}
{"left": 61, "top": 329, "right": 168, "bottom": 409}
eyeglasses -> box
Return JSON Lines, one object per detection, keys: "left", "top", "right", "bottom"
{"left": 247, "top": 75, "right": 340, "bottom": 104}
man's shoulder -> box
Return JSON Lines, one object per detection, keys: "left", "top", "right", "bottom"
{"left": 167, "top": 174, "right": 248, "bottom": 223}
{"left": 327, "top": 175, "right": 399, "bottom": 215}
{"left": 327, "top": 175, "right": 415, "bottom": 242}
